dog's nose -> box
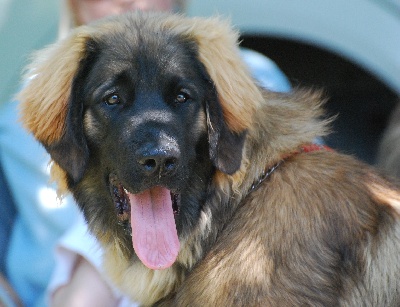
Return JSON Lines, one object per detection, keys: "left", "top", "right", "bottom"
{"left": 137, "top": 147, "right": 180, "bottom": 176}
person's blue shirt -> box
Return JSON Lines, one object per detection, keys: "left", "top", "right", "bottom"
{"left": 0, "top": 100, "right": 79, "bottom": 307}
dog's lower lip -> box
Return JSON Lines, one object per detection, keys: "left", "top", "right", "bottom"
{"left": 113, "top": 183, "right": 130, "bottom": 221}
{"left": 171, "top": 192, "right": 180, "bottom": 215}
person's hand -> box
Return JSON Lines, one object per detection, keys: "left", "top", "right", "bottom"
{"left": 51, "top": 256, "right": 118, "bottom": 307}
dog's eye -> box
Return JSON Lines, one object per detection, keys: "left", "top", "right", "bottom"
{"left": 175, "top": 91, "right": 190, "bottom": 104}
{"left": 104, "top": 93, "right": 121, "bottom": 106}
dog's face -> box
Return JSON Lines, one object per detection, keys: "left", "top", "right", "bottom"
{"left": 70, "top": 31, "right": 221, "bottom": 269}
{"left": 82, "top": 34, "right": 211, "bottom": 197}
{"left": 19, "top": 12, "right": 263, "bottom": 270}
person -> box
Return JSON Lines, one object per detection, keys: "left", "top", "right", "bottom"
{"left": 58, "top": 0, "right": 186, "bottom": 39}
{"left": 376, "top": 101, "right": 400, "bottom": 178}
{"left": 0, "top": 0, "right": 291, "bottom": 306}
{"left": 0, "top": 80, "right": 80, "bottom": 306}
{"left": 0, "top": 162, "right": 20, "bottom": 307}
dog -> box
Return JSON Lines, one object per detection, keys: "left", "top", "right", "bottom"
{"left": 19, "top": 12, "right": 400, "bottom": 306}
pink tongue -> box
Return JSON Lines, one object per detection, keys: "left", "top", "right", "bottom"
{"left": 128, "top": 186, "right": 180, "bottom": 270}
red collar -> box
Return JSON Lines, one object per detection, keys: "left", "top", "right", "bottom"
{"left": 301, "top": 144, "right": 332, "bottom": 153}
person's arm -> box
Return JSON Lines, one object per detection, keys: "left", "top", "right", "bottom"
{"left": 0, "top": 273, "right": 22, "bottom": 307}
{"left": 51, "top": 256, "right": 118, "bottom": 307}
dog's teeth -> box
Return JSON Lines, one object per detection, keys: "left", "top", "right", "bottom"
{"left": 123, "top": 187, "right": 129, "bottom": 194}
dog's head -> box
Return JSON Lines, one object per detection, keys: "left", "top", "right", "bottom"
{"left": 19, "top": 12, "right": 263, "bottom": 270}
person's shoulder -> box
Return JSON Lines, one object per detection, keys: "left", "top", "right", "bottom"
{"left": 239, "top": 47, "right": 291, "bottom": 93}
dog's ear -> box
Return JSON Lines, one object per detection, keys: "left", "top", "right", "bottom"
{"left": 205, "top": 97, "right": 247, "bottom": 175}
{"left": 18, "top": 26, "right": 96, "bottom": 185}
{"left": 166, "top": 16, "right": 264, "bottom": 174}
{"left": 186, "top": 18, "right": 260, "bottom": 174}
{"left": 44, "top": 51, "right": 96, "bottom": 184}
{"left": 167, "top": 16, "right": 264, "bottom": 134}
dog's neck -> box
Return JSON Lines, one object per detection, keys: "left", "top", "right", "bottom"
{"left": 249, "top": 144, "right": 332, "bottom": 193}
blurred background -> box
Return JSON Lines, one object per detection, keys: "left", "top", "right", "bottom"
{"left": 1, "top": 0, "right": 399, "bottom": 164}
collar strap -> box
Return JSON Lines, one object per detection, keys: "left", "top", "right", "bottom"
{"left": 250, "top": 143, "right": 332, "bottom": 192}
{"left": 250, "top": 160, "right": 282, "bottom": 191}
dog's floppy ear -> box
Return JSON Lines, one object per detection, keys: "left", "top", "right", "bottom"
{"left": 166, "top": 16, "right": 264, "bottom": 134}
{"left": 18, "top": 26, "right": 96, "bottom": 185}
{"left": 205, "top": 95, "right": 247, "bottom": 175}
{"left": 165, "top": 16, "right": 264, "bottom": 174}
{"left": 44, "top": 53, "right": 95, "bottom": 184}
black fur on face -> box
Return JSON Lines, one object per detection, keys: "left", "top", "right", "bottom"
{"left": 45, "top": 23, "right": 246, "bottom": 256}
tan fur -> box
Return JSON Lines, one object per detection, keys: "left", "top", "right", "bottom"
{"left": 103, "top": 244, "right": 185, "bottom": 306}
{"left": 173, "top": 151, "right": 400, "bottom": 306}
{"left": 18, "top": 26, "right": 95, "bottom": 145}
{"left": 368, "top": 179, "right": 400, "bottom": 215}
{"left": 49, "top": 162, "right": 69, "bottom": 197}
{"left": 19, "top": 12, "right": 400, "bottom": 306}
{"left": 162, "top": 16, "right": 263, "bottom": 133}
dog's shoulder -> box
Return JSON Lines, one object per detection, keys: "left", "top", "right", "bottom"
{"left": 269, "top": 149, "right": 400, "bottom": 224}
{"left": 172, "top": 149, "right": 400, "bottom": 306}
